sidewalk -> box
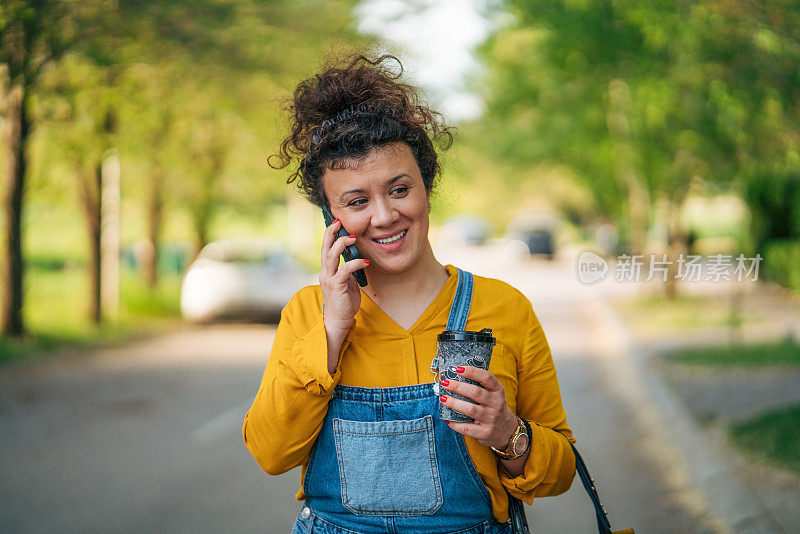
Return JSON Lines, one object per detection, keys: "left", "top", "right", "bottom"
{"left": 604, "top": 279, "right": 800, "bottom": 533}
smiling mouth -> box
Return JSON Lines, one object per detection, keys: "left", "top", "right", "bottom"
{"left": 373, "top": 230, "right": 407, "bottom": 245}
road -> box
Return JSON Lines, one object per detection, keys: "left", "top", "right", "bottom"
{"left": 0, "top": 247, "right": 720, "bottom": 533}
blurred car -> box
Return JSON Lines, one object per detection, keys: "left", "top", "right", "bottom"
{"left": 180, "top": 238, "right": 314, "bottom": 323}
{"left": 438, "top": 214, "right": 491, "bottom": 245}
{"left": 505, "top": 210, "right": 561, "bottom": 260}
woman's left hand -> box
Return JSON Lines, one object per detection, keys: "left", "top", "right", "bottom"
{"left": 440, "top": 366, "right": 519, "bottom": 450}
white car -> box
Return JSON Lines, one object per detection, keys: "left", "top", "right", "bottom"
{"left": 180, "top": 238, "right": 315, "bottom": 323}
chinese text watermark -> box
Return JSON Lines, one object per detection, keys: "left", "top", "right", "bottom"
{"left": 576, "top": 250, "right": 762, "bottom": 285}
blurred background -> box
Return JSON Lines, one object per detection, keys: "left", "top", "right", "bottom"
{"left": 1, "top": 1, "right": 799, "bottom": 532}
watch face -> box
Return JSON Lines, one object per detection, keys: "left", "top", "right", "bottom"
{"left": 513, "top": 434, "right": 529, "bottom": 456}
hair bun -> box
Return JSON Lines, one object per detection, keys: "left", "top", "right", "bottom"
{"left": 270, "top": 54, "right": 454, "bottom": 206}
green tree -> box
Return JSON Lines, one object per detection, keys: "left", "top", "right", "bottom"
{"left": 109, "top": 0, "right": 369, "bottom": 283}
{"left": 476, "top": 1, "right": 661, "bottom": 252}
{"left": 0, "top": 0, "right": 103, "bottom": 335}
{"left": 477, "top": 0, "right": 800, "bottom": 295}
{"left": 3, "top": 0, "right": 370, "bottom": 334}
{"left": 35, "top": 54, "right": 121, "bottom": 322}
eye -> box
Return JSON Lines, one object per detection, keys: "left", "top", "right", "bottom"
{"left": 391, "top": 186, "right": 409, "bottom": 196}
{"left": 347, "top": 198, "right": 367, "bottom": 207}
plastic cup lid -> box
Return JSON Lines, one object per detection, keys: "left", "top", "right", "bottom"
{"left": 437, "top": 328, "right": 495, "bottom": 344}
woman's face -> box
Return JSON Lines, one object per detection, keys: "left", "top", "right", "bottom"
{"left": 321, "top": 142, "right": 431, "bottom": 277}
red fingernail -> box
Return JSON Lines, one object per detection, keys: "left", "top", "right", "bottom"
{"left": 364, "top": 259, "right": 371, "bottom": 264}
{"left": 348, "top": 234, "right": 355, "bottom": 238}
{"left": 441, "top": 379, "right": 450, "bottom": 387}
{"left": 456, "top": 366, "right": 465, "bottom": 373}
{"left": 440, "top": 395, "right": 448, "bottom": 403}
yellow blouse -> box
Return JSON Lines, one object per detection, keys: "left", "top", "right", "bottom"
{"left": 242, "top": 264, "right": 576, "bottom": 523}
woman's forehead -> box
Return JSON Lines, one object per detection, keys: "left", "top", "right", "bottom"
{"left": 322, "top": 143, "right": 421, "bottom": 194}
{"left": 327, "top": 142, "right": 410, "bottom": 170}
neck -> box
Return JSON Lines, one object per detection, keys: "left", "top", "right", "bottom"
{"left": 363, "top": 243, "right": 449, "bottom": 303}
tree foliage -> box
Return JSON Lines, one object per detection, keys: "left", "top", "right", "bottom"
{"left": 476, "top": 0, "right": 800, "bottom": 256}
{"left": 2, "top": 0, "right": 370, "bottom": 335}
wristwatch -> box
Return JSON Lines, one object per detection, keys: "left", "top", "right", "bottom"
{"left": 490, "top": 416, "right": 531, "bottom": 460}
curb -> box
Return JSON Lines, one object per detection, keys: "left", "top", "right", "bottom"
{"left": 590, "top": 297, "right": 781, "bottom": 534}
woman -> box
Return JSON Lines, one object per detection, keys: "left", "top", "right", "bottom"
{"left": 243, "top": 55, "right": 576, "bottom": 534}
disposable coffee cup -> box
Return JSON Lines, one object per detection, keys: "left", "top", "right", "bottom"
{"left": 436, "top": 328, "right": 495, "bottom": 423}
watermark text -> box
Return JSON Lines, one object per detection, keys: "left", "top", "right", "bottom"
{"left": 577, "top": 251, "right": 761, "bottom": 285}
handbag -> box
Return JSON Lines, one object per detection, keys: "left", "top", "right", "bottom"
{"left": 507, "top": 440, "right": 634, "bottom": 534}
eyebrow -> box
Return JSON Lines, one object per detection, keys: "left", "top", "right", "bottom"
{"left": 337, "top": 174, "right": 409, "bottom": 204}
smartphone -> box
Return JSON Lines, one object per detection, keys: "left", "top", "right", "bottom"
{"left": 322, "top": 203, "right": 368, "bottom": 287}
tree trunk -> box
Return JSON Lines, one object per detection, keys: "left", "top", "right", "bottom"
{"left": 1, "top": 82, "right": 28, "bottom": 337}
{"left": 626, "top": 172, "right": 650, "bottom": 257}
{"left": 77, "top": 163, "right": 103, "bottom": 323}
{"left": 144, "top": 175, "right": 162, "bottom": 288}
{"left": 664, "top": 198, "right": 686, "bottom": 299}
{"left": 664, "top": 151, "right": 695, "bottom": 299}
{"left": 193, "top": 206, "right": 210, "bottom": 261}
{"left": 89, "top": 164, "right": 102, "bottom": 323}
{"left": 191, "top": 187, "right": 215, "bottom": 260}
{"left": 606, "top": 80, "right": 650, "bottom": 257}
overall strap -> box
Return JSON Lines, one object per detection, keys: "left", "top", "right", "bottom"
{"left": 445, "top": 268, "right": 473, "bottom": 332}
{"left": 431, "top": 268, "right": 474, "bottom": 379}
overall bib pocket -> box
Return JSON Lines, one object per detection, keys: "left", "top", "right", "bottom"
{"left": 333, "top": 415, "right": 443, "bottom": 516}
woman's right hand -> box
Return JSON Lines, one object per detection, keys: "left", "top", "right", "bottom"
{"left": 320, "top": 218, "right": 370, "bottom": 335}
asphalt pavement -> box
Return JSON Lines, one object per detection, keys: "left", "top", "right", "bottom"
{"left": 0, "top": 246, "right": 730, "bottom": 533}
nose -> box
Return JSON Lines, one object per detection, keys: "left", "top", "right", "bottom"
{"left": 370, "top": 196, "right": 398, "bottom": 228}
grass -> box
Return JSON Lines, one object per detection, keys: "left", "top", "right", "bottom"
{"left": 729, "top": 404, "right": 800, "bottom": 472}
{"left": 612, "top": 293, "right": 761, "bottom": 333}
{"left": 666, "top": 339, "right": 800, "bottom": 366}
{"left": 0, "top": 263, "right": 183, "bottom": 364}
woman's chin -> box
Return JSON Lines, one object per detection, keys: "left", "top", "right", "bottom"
{"left": 364, "top": 254, "right": 417, "bottom": 277}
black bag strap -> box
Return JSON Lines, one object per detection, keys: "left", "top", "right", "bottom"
{"left": 507, "top": 434, "right": 614, "bottom": 534}
{"left": 568, "top": 441, "right": 613, "bottom": 534}
{"left": 508, "top": 494, "right": 530, "bottom": 534}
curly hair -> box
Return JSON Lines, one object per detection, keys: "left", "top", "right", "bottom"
{"left": 270, "top": 54, "right": 454, "bottom": 206}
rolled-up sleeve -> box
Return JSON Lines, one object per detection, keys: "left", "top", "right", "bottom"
{"left": 291, "top": 313, "right": 346, "bottom": 396}
{"left": 499, "top": 300, "right": 576, "bottom": 503}
{"left": 242, "top": 290, "right": 351, "bottom": 475}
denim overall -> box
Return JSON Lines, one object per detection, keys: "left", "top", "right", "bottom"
{"left": 291, "top": 269, "right": 512, "bottom": 534}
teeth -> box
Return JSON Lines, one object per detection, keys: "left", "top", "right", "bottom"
{"left": 375, "top": 230, "right": 406, "bottom": 244}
